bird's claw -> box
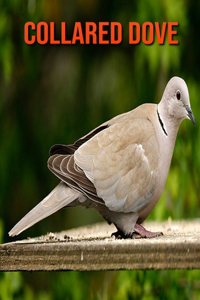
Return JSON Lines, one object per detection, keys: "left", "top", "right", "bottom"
{"left": 111, "top": 223, "right": 163, "bottom": 239}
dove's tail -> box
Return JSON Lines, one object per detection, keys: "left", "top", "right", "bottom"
{"left": 9, "top": 182, "right": 82, "bottom": 237}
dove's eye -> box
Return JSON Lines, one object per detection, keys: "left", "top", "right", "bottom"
{"left": 176, "top": 90, "right": 181, "bottom": 100}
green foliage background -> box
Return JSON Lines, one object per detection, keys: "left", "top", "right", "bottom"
{"left": 0, "top": 0, "right": 200, "bottom": 299}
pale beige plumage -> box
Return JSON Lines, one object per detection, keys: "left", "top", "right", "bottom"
{"left": 9, "top": 76, "right": 195, "bottom": 238}
{"left": 74, "top": 105, "right": 159, "bottom": 213}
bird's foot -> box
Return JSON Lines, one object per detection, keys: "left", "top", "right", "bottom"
{"left": 132, "top": 223, "right": 163, "bottom": 239}
{"left": 111, "top": 224, "right": 163, "bottom": 239}
{"left": 111, "top": 230, "right": 125, "bottom": 239}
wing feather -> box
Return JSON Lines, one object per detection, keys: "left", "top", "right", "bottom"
{"left": 74, "top": 115, "right": 159, "bottom": 213}
{"left": 47, "top": 104, "right": 159, "bottom": 213}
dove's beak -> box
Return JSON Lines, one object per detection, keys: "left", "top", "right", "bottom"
{"left": 185, "top": 105, "right": 195, "bottom": 125}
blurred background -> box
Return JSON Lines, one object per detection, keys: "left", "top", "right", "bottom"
{"left": 1, "top": 0, "right": 200, "bottom": 299}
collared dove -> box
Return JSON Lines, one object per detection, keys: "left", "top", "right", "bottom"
{"left": 9, "top": 76, "right": 195, "bottom": 238}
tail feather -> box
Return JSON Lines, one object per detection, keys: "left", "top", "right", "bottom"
{"left": 9, "top": 182, "right": 82, "bottom": 237}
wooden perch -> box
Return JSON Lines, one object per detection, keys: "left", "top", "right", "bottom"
{"left": 0, "top": 219, "right": 200, "bottom": 271}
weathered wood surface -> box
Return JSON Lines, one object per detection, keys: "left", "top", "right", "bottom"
{"left": 0, "top": 219, "right": 200, "bottom": 271}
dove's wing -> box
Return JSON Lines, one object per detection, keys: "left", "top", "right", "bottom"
{"left": 75, "top": 108, "right": 159, "bottom": 213}
{"left": 48, "top": 104, "right": 159, "bottom": 213}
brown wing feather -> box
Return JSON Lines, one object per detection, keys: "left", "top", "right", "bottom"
{"left": 49, "top": 125, "right": 109, "bottom": 156}
{"left": 48, "top": 154, "right": 104, "bottom": 204}
{"left": 48, "top": 104, "right": 159, "bottom": 213}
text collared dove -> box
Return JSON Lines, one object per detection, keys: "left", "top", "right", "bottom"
{"left": 9, "top": 76, "right": 195, "bottom": 238}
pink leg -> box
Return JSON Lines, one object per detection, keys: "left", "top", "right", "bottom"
{"left": 111, "top": 224, "right": 163, "bottom": 239}
{"left": 132, "top": 223, "right": 163, "bottom": 239}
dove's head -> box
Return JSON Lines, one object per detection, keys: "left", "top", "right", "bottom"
{"left": 161, "top": 76, "right": 195, "bottom": 125}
